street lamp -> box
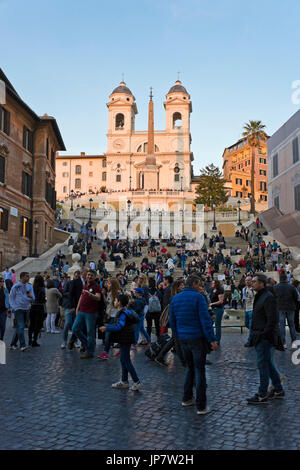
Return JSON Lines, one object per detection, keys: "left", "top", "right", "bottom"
{"left": 127, "top": 200, "right": 131, "bottom": 229}
{"left": 212, "top": 202, "right": 217, "bottom": 231}
{"left": 33, "top": 219, "right": 39, "bottom": 257}
{"left": 70, "top": 189, "right": 74, "bottom": 212}
{"left": 237, "top": 199, "right": 242, "bottom": 226}
{"left": 88, "top": 198, "right": 93, "bottom": 225}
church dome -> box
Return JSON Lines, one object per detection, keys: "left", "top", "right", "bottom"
{"left": 168, "top": 80, "right": 188, "bottom": 94}
{"left": 112, "top": 81, "right": 133, "bottom": 95}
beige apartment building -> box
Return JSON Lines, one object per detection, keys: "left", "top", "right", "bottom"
{"left": 56, "top": 153, "right": 107, "bottom": 200}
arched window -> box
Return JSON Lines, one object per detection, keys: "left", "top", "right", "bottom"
{"left": 115, "top": 113, "right": 125, "bottom": 129}
{"left": 137, "top": 143, "right": 160, "bottom": 152}
{"left": 75, "top": 165, "right": 81, "bottom": 175}
{"left": 173, "top": 112, "right": 182, "bottom": 128}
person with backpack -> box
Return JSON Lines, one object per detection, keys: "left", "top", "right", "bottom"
{"left": 99, "top": 294, "right": 142, "bottom": 391}
{"left": 146, "top": 278, "right": 162, "bottom": 340}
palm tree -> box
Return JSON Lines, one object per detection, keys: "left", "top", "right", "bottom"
{"left": 242, "top": 120, "right": 267, "bottom": 215}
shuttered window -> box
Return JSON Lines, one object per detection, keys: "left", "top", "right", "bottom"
{"left": 293, "top": 138, "right": 299, "bottom": 164}
{"left": 0, "top": 156, "right": 5, "bottom": 183}
{"left": 0, "top": 106, "right": 10, "bottom": 135}
{"left": 23, "top": 126, "right": 34, "bottom": 153}
{"left": 20, "top": 216, "right": 32, "bottom": 238}
{"left": 0, "top": 207, "right": 8, "bottom": 231}
{"left": 22, "top": 172, "right": 33, "bottom": 197}
{"left": 295, "top": 184, "right": 300, "bottom": 210}
{"left": 274, "top": 196, "right": 280, "bottom": 210}
{"left": 273, "top": 154, "right": 278, "bottom": 177}
{"left": 51, "top": 148, "right": 55, "bottom": 170}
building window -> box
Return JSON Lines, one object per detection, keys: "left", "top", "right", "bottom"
{"left": 0, "top": 207, "right": 8, "bottom": 231}
{"left": 23, "top": 126, "right": 34, "bottom": 153}
{"left": 0, "top": 156, "right": 5, "bottom": 183}
{"left": 102, "top": 172, "right": 107, "bottom": 181}
{"left": 20, "top": 216, "right": 32, "bottom": 238}
{"left": 274, "top": 196, "right": 280, "bottom": 210}
{"left": 260, "top": 195, "right": 268, "bottom": 201}
{"left": 295, "top": 184, "right": 300, "bottom": 210}
{"left": 259, "top": 170, "right": 266, "bottom": 175}
{"left": 46, "top": 138, "right": 49, "bottom": 159}
{"left": 173, "top": 112, "right": 182, "bottom": 128}
{"left": 260, "top": 181, "right": 267, "bottom": 191}
{"left": 0, "top": 106, "right": 10, "bottom": 135}
{"left": 235, "top": 178, "right": 242, "bottom": 185}
{"left": 75, "top": 165, "right": 81, "bottom": 175}
{"left": 259, "top": 158, "right": 267, "bottom": 164}
{"left": 102, "top": 159, "right": 106, "bottom": 168}
{"left": 137, "top": 143, "right": 159, "bottom": 152}
{"left": 63, "top": 186, "right": 67, "bottom": 193}
{"left": 63, "top": 162, "right": 67, "bottom": 166}
{"left": 115, "top": 113, "right": 125, "bottom": 129}
{"left": 75, "top": 178, "right": 81, "bottom": 189}
{"left": 51, "top": 149, "right": 55, "bottom": 170}
{"left": 235, "top": 191, "right": 243, "bottom": 197}
{"left": 22, "top": 172, "right": 33, "bottom": 197}
{"left": 293, "top": 138, "right": 299, "bottom": 164}
{"left": 273, "top": 154, "right": 278, "bottom": 178}
{"left": 174, "top": 174, "right": 180, "bottom": 182}
{"left": 246, "top": 180, "right": 251, "bottom": 186}
{"left": 89, "top": 172, "right": 93, "bottom": 177}
{"left": 116, "top": 174, "right": 121, "bottom": 182}
{"left": 62, "top": 172, "right": 69, "bottom": 177}
{"left": 45, "top": 222, "right": 47, "bottom": 240}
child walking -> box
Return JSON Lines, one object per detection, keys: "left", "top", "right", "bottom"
{"left": 100, "top": 293, "right": 142, "bottom": 391}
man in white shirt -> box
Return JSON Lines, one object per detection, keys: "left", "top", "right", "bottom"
{"left": 242, "top": 276, "right": 255, "bottom": 347}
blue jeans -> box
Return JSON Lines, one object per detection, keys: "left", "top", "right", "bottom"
{"left": 63, "top": 309, "right": 75, "bottom": 343}
{"left": 245, "top": 310, "right": 253, "bottom": 342}
{"left": 181, "top": 260, "right": 186, "bottom": 270}
{"left": 11, "top": 309, "right": 27, "bottom": 348}
{"left": 179, "top": 338, "right": 207, "bottom": 411}
{"left": 279, "top": 310, "right": 297, "bottom": 344}
{"left": 120, "top": 344, "right": 139, "bottom": 383}
{"left": 213, "top": 307, "right": 224, "bottom": 344}
{"left": 72, "top": 312, "right": 97, "bottom": 356}
{"left": 134, "top": 314, "right": 151, "bottom": 345}
{"left": 255, "top": 339, "right": 282, "bottom": 396}
{"left": 104, "top": 317, "right": 117, "bottom": 353}
{"left": 0, "top": 310, "right": 7, "bottom": 340}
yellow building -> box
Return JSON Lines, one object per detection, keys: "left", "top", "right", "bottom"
{"left": 222, "top": 137, "right": 268, "bottom": 203}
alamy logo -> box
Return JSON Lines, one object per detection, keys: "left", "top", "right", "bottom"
{"left": 291, "top": 80, "right": 300, "bottom": 105}
{"left": 291, "top": 340, "right": 300, "bottom": 365}
{"left": 0, "top": 79, "right": 5, "bottom": 105}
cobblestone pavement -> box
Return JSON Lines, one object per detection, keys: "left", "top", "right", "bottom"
{"left": 1, "top": 319, "right": 300, "bottom": 450}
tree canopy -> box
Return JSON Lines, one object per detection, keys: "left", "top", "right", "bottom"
{"left": 194, "top": 164, "right": 228, "bottom": 208}
{"left": 242, "top": 120, "right": 267, "bottom": 146}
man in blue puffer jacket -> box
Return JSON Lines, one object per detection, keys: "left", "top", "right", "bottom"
{"left": 169, "top": 274, "right": 218, "bottom": 415}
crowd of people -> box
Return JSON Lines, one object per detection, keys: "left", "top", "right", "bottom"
{"left": 1, "top": 223, "right": 299, "bottom": 414}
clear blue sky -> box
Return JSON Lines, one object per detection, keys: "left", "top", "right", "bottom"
{"left": 1, "top": 0, "right": 300, "bottom": 174}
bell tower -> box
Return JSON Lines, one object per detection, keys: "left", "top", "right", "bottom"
{"left": 106, "top": 81, "right": 138, "bottom": 154}
{"left": 164, "top": 80, "right": 192, "bottom": 134}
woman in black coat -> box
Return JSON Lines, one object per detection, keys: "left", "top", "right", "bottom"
{"left": 29, "top": 275, "right": 46, "bottom": 347}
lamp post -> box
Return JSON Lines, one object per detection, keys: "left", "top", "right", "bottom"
{"left": 212, "top": 202, "right": 217, "bottom": 231}
{"left": 147, "top": 208, "right": 151, "bottom": 238}
{"left": 127, "top": 200, "right": 131, "bottom": 229}
{"left": 88, "top": 198, "right": 93, "bottom": 225}
{"left": 33, "top": 219, "right": 39, "bottom": 257}
{"left": 70, "top": 189, "right": 74, "bottom": 212}
{"left": 237, "top": 199, "right": 242, "bottom": 226}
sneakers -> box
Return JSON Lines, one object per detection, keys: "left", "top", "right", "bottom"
{"left": 197, "top": 407, "right": 212, "bottom": 415}
{"left": 68, "top": 341, "right": 75, "bottom": 350}
{"left": 98, "top": 352, "right": 109, "bottom": 360}
{"left": 247, "top": 393, "right": 269, "bottom": 404}
{"left": 51, "top": 330, "right": 60, "bottom": 334}
{"left": 61, "top": 343, "right": 66, "bottom": 349}
{"left": 20, "top": 346, "right": 29, "bottom": 352}
{"left": 244, "top": 342, "right": 251, "bottom": 347}
{"left": 267, "top": 389, "right": 285, "bottom": 400}
{"left": 9, "top": 345, "right": 17, "bottom": 350}
{"left": 75, "top": 341, "right": 81, "bottom": 349}
{"left": 111, "top": 381, "right": 129, "bottom": 389}
{"left": 182, "top": 398, "right": 195, "bottom": 407}
{"left": 114, "top": 350, "right": 120, "bottom": 357}
{"left": 130, "top": 381, "right": 142, "bottom": 391}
